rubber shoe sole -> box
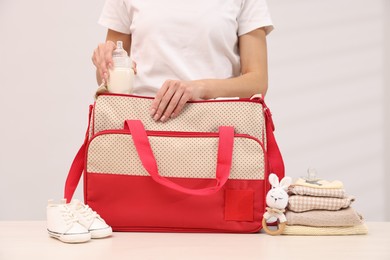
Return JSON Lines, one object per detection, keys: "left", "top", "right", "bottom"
{"left": 48, "top": 229, "right": 91, "bottom": 243}
{"left": 90, "top": 226, "right": 113, "bottom": 239}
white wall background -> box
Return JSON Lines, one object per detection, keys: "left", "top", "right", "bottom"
{"left": 0, "top": 0, "right": 388, "bottom": 221}
{"left": 385, "top": 0, "right": 390, "bottom": 221}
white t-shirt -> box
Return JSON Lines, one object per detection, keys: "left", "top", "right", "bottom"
{"left": 99, "top": 0, "right": 274, "bottom": 96}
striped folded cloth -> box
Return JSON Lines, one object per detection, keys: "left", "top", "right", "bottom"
{"left": 282, "top": 224, "right": 368, "bottom": 236}
{"left": 286, "top": 207, "right": 364, "bottom": 227}
{"left": 288, "top": 195, "right": 355, "bottom": 212}
{"left": 288, "top": 185, "right": 346, "bottom": 198}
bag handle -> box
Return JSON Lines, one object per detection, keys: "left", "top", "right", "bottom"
{"left": 125, "top": 120, "right": 235, "bottom": 196}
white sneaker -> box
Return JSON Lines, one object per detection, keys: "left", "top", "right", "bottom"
{"left": 46, "top": 200, "right": 91, "bottom": 243}
{"left": 68, "top": 199, "right": 112, "bottom": 239}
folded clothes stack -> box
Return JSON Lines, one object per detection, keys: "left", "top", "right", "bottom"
{"left": 282, "top": 178, "right": 368, "bottom": 235}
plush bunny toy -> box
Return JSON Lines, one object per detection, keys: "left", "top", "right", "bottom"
{"left": 262, "top": 173, "right": 292, "bottom": 235}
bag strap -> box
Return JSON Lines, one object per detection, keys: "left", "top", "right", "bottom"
{"left": 125, "top": 120, "right": 235, "bottom": 196}
{"left": 64, "top": 143, "right": 86, "bottom": 203}
{"left": 262, "top": 102, "right": 285, "bottom": 180}
{"left": 64, "top": 105, "right": 93, "bottom": 203}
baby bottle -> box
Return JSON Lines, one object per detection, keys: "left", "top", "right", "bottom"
{"left": 108, "top": 41, "right": 134, "bottom": 94}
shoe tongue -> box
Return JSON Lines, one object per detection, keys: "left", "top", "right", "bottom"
{"left": 70, "top": 199, "right": 84, "bottom": 209}
{"left": 71, "top": 199, "right": 81, "bottom": 204}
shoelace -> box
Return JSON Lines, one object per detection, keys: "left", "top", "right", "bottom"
{"left": 60, "top": 205, "right": 78, "bottom": 226}
{"left": 77, "top": 204, "right": 98, "bottom": 222}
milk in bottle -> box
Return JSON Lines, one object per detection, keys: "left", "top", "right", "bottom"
{"left": 108, "top": 41, "right": 134, "bottom": 94}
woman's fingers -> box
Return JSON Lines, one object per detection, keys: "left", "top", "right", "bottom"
{"left": 92, "top": 41, "right": 116, "bottom": 83}
{"left": 160, "top": 87, "right": 185, "bottom": 122}
{"left": 150, "top": 80, "right": 201, "bottom": 122}
{"left": 150, "top": 80, "right": 174, "bottom": 121}
{"left": 171, "top": 91, "right": 191, "bottom": 118}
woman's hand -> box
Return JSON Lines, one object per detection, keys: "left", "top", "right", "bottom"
{"left": 92, "top": 40, "right": 137, "bottom": 85}
{"left": 150, "top": 80, "right": 205, "bottom": 122}
{"left": 92, "top": 41, "right": 116, "bottom": 84}
{"left": 93, "top": 30, "right": 133, "bottom": 85}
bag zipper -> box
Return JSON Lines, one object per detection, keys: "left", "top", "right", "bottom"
{"left": 97, "top": 92, "right": 264, "bottom": 104}
{"left": 90, "top": 129, "right": 264, "bottom": 148}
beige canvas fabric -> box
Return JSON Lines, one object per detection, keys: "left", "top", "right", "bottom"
{"left": 92, "top": 95, "right": 266, "bottom": 145}
{"left": 87, "top": 133, "right": 265, "bottom": 179}
{"left": 86, "top": 94, "right": 268, "bottom": 180}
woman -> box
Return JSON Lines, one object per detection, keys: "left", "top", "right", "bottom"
{"left": 92, "top": 0, "right": 273, "bottom": 122}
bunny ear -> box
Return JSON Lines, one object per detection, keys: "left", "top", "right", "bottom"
{"left": 280, "top": 176, "right": 292, "bottom": 190}
{"left": 268, "top": 173, "right": 279, "bottom": 187}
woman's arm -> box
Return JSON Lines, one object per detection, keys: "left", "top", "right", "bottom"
{"left": 150, "top": 28, "right": 269, "bottom": 122}
{"left": 198, "top": 28, "right": 269, "bottom": 98}
{"left": 92, "top": 29, "right": 132, "bottom": 85}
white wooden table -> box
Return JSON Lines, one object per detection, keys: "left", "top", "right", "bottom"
{"left": 0, "top": 222, "right": 388, "bottom": 260}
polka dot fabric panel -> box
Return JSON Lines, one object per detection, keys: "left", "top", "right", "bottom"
{"left": 92, "top": 95, "right": 266, "bottom": 145}
{"left": 87, "top": 133, "right": 265, "bottom": 180}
